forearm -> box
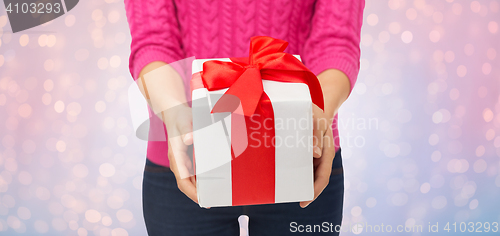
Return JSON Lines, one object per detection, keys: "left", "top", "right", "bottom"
{"left": 316, "top": 69, "right": 351, "bottom": 119}
{"left": 137, "top": 61, "right": 188, "bottom": 116}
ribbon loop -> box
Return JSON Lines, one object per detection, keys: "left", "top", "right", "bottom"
{"left": 201, "top": 36, "right": 324, "bottom": 116}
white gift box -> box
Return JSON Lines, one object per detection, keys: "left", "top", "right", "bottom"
{"left": 191, "top": 57, "right": 314, "bottom": 207}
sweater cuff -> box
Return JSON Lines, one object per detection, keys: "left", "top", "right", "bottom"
{"left": 130, "top": 46, "right": 182, "bottom": 80}
{"left": 307, "top": 55, "right": 359, "bottom": 96}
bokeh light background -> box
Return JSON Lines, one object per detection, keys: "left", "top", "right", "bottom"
{"left": 0, "top": 0, "right": 499, "bottom": 235}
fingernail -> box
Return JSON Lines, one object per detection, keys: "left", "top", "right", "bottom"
{"left": 313, "top": 147, "right": 321, "bottom": 155}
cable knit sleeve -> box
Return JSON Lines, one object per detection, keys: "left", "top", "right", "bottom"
{"left": 124, "top": 0, "right": 184, "bottom": 80}
{"left": 302, "top": 0, "right": 365, "bottom": 94}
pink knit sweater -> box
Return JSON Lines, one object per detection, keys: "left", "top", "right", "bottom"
{"left": 125, "top": 0, "right": 365, "bottom": 167}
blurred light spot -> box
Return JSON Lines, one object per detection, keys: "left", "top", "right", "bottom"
{"left": 77, "top": 228, "right": 88, "bottom": 236}
{"left": 401, "top": 31, "right": 413, "bottom": 43}
{"left": 384, "top": 143, "right": 400, "bottom": 157}
{"left": 430, "top": 174, "right": 445, "bottom": 188}
{"left": 396, "top": 109, "right": 412, "bottom": 123}
{"left": 85, "top": 209, "right": 101, "bottom": 223}
{"left": 42, "top": 93, "right": 52, "bottom": 105}
{"left": 47, "top": 35, "right": 56, "bottom": 47}
{"left": 98, "top": 57, "right": 109, "bottom": 70}
{"left": 361, "top": 34, "right": 373, "bottom": 46}
{"left": 482, "top": 63, "right": 492, "bottom": 75}
{"left": 18, "top": 103, "right": 32, "bottom": 118}
{"left": 456, "top": 65, "right": 467, "bottom": 77}
{"left": 391, "top": 193, "right": 408, "bottom": 206}
{"left": 17, "top": 207, "right": 31, "bottom": 220}
{"left": 366, "top": 197, "right": 377, "bottom": 208}
{"left": 433, "top": 12, "right": 444, "bottom": 23}
{"left": 477, "top": 86, "right": 488, "bottom": 98}
{"left": 38, "top": 34, "right": 47, "bottom": 47}
{"left": 19, "top": 34, "right": 29, "bottom": 47}
{"left": 473, "top": 159, "right": 487, "bottom": 173}
{"left": 388, "top": 22, "right": 401, "bottom": 34}
{"left": 95, "top": 101, "right": 106, "bottom": 113}
{"left": 448, "top": 140, "right": 463, "bottom": 154}
{"left": 66, "top": 102, "right": 82, "bottom": 116}
{"left": 452, "top": 3, "right": 463, "bottom": 15}
{"left": 464, "top": 44, "right": 474, "bottom": 56}
{"left": 36, "top": 187, "right": 51, "bottom": 200}
{"left": 73, "top": 164, "right": 89, "bottom": 178}
{"left": 431, "top": 196, "right": 447, "bottom": 209}
{"left": 444, "top": 50, "right": 455, "bottom": 63}
{"left": 489, "top": 21, "right": 499, "bottom": 34}
{"left": 52, "top": 218, "right": 67, "bottom": 231}
{"left": 429, "top": 30, "right": 441, "bottom": 42}
{"left": 65, "top": 14, "right": 76, "bottom": 27}
{"left": 381, "top": 83, "right": 393, "bottom": 95}
{"left": 420, "top": 182, "right": 431, "bottom": 193}
{"left": 494, "top": 136, "right": 500, "bottom": 148}
{"left": 470, "top": 1, "right": 481, "bottom": 12}
{"left": 378, "top": 31, "right": 390, "bottom": 43}
{"left": 114, "top": 32, "right": 126, "bottom": 44}
{"left": 34, "top": 220, "right": 49, "bottom": 233}
{"left": 68, "top": 220, "right": 78, "bottom": 230}
{"left": 429, "top": 134, "right": 439, "bottom": 145}
{"left": 99, "top": 163, "right": 116, "bottom": 177}
{"left": 54, "top": 100, "right": 65, "bottom": 113}
{"left": 449, "top": 88, "right": 459, "bottom": 100}
{"left": 483, "top": 108, "right": 494, "bottom": 122}
{"left": 107, "top": 195, "right": 124, "bottom": 209}
{"left": 432, "top": 110, "right": 443, "bottom": 123}
{"left": 43, "top": 79, "right": 54, "bottom": 92}
{"left": 111, "top": 228, "right": 128, "bottom": 236}
{"left": 110, "top": 55, "right": 121, "bottom": 68}
{"left": 388, "top": 0, "right": 401, "bottom": 10}
{"left": 102, "top": 216, "right": 112, "bottom": 226}
{"left": 0, "top": 15, "right": 7, "bottom": 27}
{"left": 108, "top": 11, "right": 120, "bottom": 23}
{"left": 18, "top": 171, "right": 32, "bottom": 185}
{"left": 116, "top": 209, "right": 133, "bottom": 223}
{"left": 44, "top": 59, "right": 54, "bottom": 71}
{"left": 469, "top": 199, "right": 478, "bottom": 210}
{"left": 448, "top": 125, "right": 462, "bottom": 139}
{"left": 0, "top": 94, "right": 6, "bottom": 106}
{"left": 475, "top": 145, "right": 485, "bottom": 157}
{"left": 55, "top": 140, "right": 66, "bottom": 153}
{"left": 406, "top": 8, "right": 417, "bottom": 20}
{"left": 486, "top": 48, "right": 496, "bottom": 60}
{"left": 103, "top": 117, "right": 115, "bottom": 129}
{"left": 92, "top": 9, "right": 103, "bottom": 21}
{"left": 433, "top": 50, "right": 444, "bottom": 62}
{"left": 461, "top": 181, "right": 477, "bottom": 198}
{"left": 367, "top": 14, "right": 378, "bottom": 26}
{"left": 431, "top": 150, "right": 441, "bottom": 162}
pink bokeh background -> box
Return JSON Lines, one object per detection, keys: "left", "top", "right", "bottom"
{"left": 0, "top": 0, "right": 499, "bottom": 235}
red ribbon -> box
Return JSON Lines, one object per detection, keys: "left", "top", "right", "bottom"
{"left": 195, "top": 36, "right": 323, "bottom": 206}
{"left": 201, "top": 36, "right": 324, "bottom": 116}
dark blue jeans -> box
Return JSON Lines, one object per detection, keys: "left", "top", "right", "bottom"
{"left": 142, "top": 149, "right": 344, "bottom": 236}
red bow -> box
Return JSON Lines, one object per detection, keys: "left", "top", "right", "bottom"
{"left": 201, "top": 36, "right": 324, "bottom": 116}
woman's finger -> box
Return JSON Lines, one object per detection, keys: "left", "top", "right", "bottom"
{"left": 312, "top": 125, "right": 323, "bottom": 158}
{"left": 177, "top": 178, "right": 198, "bottom": 203}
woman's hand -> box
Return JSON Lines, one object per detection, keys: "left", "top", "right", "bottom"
{"left": 164, "top": 105, "right": 197, "bottom": 203}
{"left": 138, "top": 61, "right": 198, "bottom": 204}
{"left": 300, "top": 69, "right": 351, "bottom": 208}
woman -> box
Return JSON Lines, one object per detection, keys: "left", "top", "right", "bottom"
{"left": 124, "top": 0, "right": 364, "bottom": 235}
